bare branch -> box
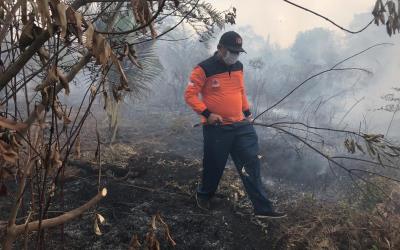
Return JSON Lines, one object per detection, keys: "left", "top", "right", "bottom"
{"left": 282, "top": 0, "right": 374, "bottom": 34}
{"left": 0, "top": 30, "right": 51, "bottom": 92}
{"left": 0, "top": 0, "right": 23, "bottom": 44}
{"left": 253, "top": 43, "right": 393, "bottom": 121}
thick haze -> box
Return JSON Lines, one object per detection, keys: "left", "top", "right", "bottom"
{"left": 193, "top": 1, "right": 400, "bottom": 139}
{"left": 211, "top": 0, "right": 372, "bottom": 48}
{"left": 106, "top": 1, "right": 400, "bottom": 182}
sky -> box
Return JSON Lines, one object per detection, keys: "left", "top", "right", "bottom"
{"left": 211, "top": 0, "right": 374, "bottom": 48}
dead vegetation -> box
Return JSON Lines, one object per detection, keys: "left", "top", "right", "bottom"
{"left": 0, "top": 0, "right": 400, "bottom": 249}
{"left": 22, "top": 138, "right": 400, "bottom": 249}
{"left": 0, "top": 0, "right": 234, "bottom": 248}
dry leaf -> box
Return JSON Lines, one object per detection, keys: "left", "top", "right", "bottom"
{"left": 388, "top": 0, "right": 396, "bottom": 15}
{"left": 92, "top": 34, "right": 111, "bottom": 66}
{"left": 156, "top": 213, "right": 177, "bottom": 247}
{"left": 51, "top": 147, "right": 62, "bottom": 168}
{"left": 66, "top": 7, "right": 75, "bottom": 24}
{"left": 2, "top": 151, "right": 18, "bottom": 164}
{"left": 84, "top": 23, "right": 94, "bottom": 49}
{"left": 57, "top": 68, "right": 70, "bottom": 95}
{"left": 350, "top": 139, "right": 355, "bottom": 154}
{"left": 66, "top": 6, "right": 83, "bottom": 42}
{"left": 149, "top": 24, "right": 157, "bottom": 39}
{"left": 36, "top": 65, "right": 59, "bottom": 92}
{"left": 380, "top": 12, "right": 386, "bottom": 25}
{"left": 54, "top": 104, "right": 64, "bottom": 120}
{"left": 0, "top": 117, "right": 28, "bottom": 132}
{"left": 112, "top": 86, "right": 122, "bottom": 102}
{"left": 38, "top": 49, "right": 49, "bottom": 65}
{"left": 387, "top": 17, "right": 393, "bottom": 36}
{"left": 128, "top": 234, "right": 141, "bottom": 250}
{"left": 37, "top": 0, "right": 51, "bottom": 29}
{"left": 74, "top": 11, "right": 83, "bottom": 42}
{"left": 11, "top": 135, "right": 22, "bottom": 148}
{"left": 40, "top": 87, "right": 49, "bottom": 106}
{"left": 94, "top": 218, "right": 102, "bottom": 236}
{"left": 0, "top": 0, "right": 9, "bottom": 12}
{"left": 96, "top": 213, "right": 106, "bottom": 224}
{"left": 123, "top": 43, "right": 129, "bottom": 56}
{"left": 131, "top": 0, "right": 142, "bottom": 25}
{"left": 63, "top": 115, "right": 71, "bottom": 126}
{"left": 0, "top": 140, "right": 18, "bottom": 164}
{"left": 151, "top": 215, "right": 156, "bottom": 230}
{"left": 241, "top": 167, "right": 249, "bottom": 177}
{"left": 111, "top": 53, "right": 130, "bottom": 90}
{"left": 90, "top": 85, "right": 97, "bottom": 97}
{"left": 56, "top": 2, "right": 68, "bottom": 39}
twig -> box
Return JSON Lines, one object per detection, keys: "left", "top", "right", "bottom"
{"left": 282, "top": 0, "right": 374, "bottom": 34}
{"left": 95, "top": 0, "right": 167, "bottom": 35}
{"left": 253, "top": 43, "right": 393, "bottom": 121}
{"left": 156, "top": 213, "right": 177, "bottom": 247}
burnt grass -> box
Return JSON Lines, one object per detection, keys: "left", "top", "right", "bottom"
{"left": 3, "top": 112, "right": 400, "bottom": 249}
{"left": 43, "top": 146, "right": 398, "bottom": 250}
{"left": 44, "top": 150, "right": 283, "bottom": 250}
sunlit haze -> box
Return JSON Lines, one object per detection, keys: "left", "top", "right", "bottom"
{"left": 211, "top": 0, "right": 373, "bottom": 47}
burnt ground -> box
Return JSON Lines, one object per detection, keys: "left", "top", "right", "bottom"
{"left": 40, "top": 144, "right": 399, "bottom": 250}
{"left": 3, "top": 112, "right": 400, "bottom": 249}
{"left": 45, "top": 149, "right": 283, "bottom": 250}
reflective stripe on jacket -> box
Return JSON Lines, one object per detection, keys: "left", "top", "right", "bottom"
{"left": 184, "top": 53, "right": 250, "bottom": 124}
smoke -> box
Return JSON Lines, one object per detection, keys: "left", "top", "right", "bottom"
{"left": 97, "top": 10, "right": 400, "bottom": 185}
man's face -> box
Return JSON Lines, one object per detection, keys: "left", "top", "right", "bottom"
{"left": 218, "top": 46, "right": 239, "bottom": 57}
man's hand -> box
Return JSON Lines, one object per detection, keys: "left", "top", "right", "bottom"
{"left": 246, "top": 114, "right": 254, "bottom": 123}
{"left": 207, "top": 113, "right": 223, "bottom": 125}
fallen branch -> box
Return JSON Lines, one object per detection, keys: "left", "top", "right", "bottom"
{"left": 16, "top": 188, "right": 107, "bottom": 234}
{"left": 1, "top": 188, "right": 107, "bottom": 250}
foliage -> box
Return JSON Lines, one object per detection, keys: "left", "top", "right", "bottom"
{"left": 372, "top": 0, "right": 400, "bottom": 36}
{"left": 0, "top": 0, "right": 233, "bottom": 248}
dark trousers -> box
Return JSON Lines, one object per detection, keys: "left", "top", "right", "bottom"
{"left": 197, "top": 121, "right": 273, "bottom": 213}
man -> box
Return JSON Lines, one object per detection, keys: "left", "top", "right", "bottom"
{"left": 184, "top": 31, "right": 286, "bottom": 218}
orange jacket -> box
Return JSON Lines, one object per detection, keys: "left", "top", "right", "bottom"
{"left": 184, "top": 53, "right": 251, "bottom": 124}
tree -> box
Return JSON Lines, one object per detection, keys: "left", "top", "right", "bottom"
{"left": 0, "top": 0, "right": 235, "bottom": 248}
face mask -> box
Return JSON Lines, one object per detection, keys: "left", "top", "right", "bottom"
{"left": 222, "top": 50, "right": 239, "bottom": 65}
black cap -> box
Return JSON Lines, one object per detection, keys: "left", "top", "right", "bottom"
{"left": 218, "top": 31, "right": 246, "bottom": 53}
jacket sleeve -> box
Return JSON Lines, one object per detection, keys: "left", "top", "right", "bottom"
{"left": 241, "top": 71, "right": 251, "bottom": 117}
{"left": 184, "top": 66, "right": 210, "bottom": 117}
{"left": 242, "top": 86, "right": 251, "bottom": 116}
